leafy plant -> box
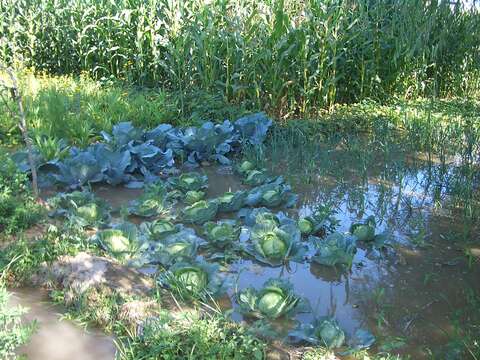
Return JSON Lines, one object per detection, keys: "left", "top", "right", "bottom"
{"left": 49, "top": 191, "right": 111, "bottom": 228}
{"left": 184, "top": 190, "right": 205, "bottom": 205}
{"left": 246, "top": 182, "right": 298, "bottom": 209}
{"left": 243, "top": 221, "right": 306, "bottom": 266}
{"left": 243, "top": 169, "right": 271, "bottom": 187}
{"left": 168, "top": 172, "right": 208, "bottom": 193}
{"left": 182, "top": 200, "right": 218, "bottom": 225}
{"left": 289, "top": 317, "right": 345, "bottom": 349}
{"left": 310, "top": 233, "right": 357, "bottom": 268}
{"left": 350, "top": 216, "right": 376, "bottom": 242}
{"left": 202, "top": 220, "right": 240, "bottom": 249}
{"left": 127, "top": 182, "right": 173, "bottom": 218}
{"left": 236, "top": 278, "right": 308, "bottom": 320}
{"left": 235, "top": 160, "right": 255, "bottom": 176}
{"left": 216, "top": 190, "right": 247, "bottom": 213}
{"left": 140, "top": 219, "right": 178, "bottom": 241}
{"left": 298, "top": 205, "right": 338, "bottom": 236}
{"left": 160, "top": 260, "right": 230, "bottom": 300}
{"left": 139, "top": 226, "right": 200, "bottom": 267}
{"left": 94, "top": 222, "right": 141, "bottom": 261}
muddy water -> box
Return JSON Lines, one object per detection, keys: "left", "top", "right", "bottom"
{"left": 11, "top": 288, "right": 116, "bottom": 360}
{"left": 91, "top": 142, "right": 479, "bottom": 359}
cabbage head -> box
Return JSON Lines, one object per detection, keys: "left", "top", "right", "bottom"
{"left": 298, "top": 205, "right": 338, "bottom": 236}
{"left": 243, "top": 169, "right": 270, "bottom": 186}
{"left": 127, "top": 182, "right": 173, "bottom": 218}
{"left": 217, "top": 191, "right": 247, "bottom": 213}
{"left": 236, "top": 160, "right": 255, "bottom": 176}
{"left": 245, "top": 222, "right": 306, "bottom": 266}
{"left": 202, "top": 220, "right": 240, "bottom": 249}
{"left": 237, "top": 279, "right": 308, "bottom": 320}
{"left": 184, "top": 190, "right": 205, "bottom": 205}
{"left": 350, "top": 216, "right": 376, "bottom": 242}
{"left": 94, "top": 222, "right": 140, "bottom": 260}
{"left": 246, "top": 183, "right": 297, "bottom": 208}
{"left": 49, "top": 191, "right": 111, "bottom": 228}
{"left": 161, "top": 261, "right": 229, "bottom": 299}
{"left": 143, "top": 227, "right": 200, "bottom": 266}
{"left": 140, "top": 219, "right": 178, "bottom": 241}
{"left": 168, "top": 172, "right": 208, "bottom": 193}
{"left": 289, "top": 317, "right": 345, "bottom": 348}
{"left": 311, "top": 233, "right": 357, "bottom": 268}
{"left": 182, "top": 200, "right": 218, "bottom": 224}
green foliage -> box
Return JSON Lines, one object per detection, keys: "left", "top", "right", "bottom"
{"left": 202, "top": 220, "right": 241, "bottom": 249}
{"left": 182, "top": 200, "right": 219, "bottom": 225}
{"left": 0, "top": 287, "right": 36, "bottom": 359}
{"left": 237, "top": 279, "right": 308, "bottom": 320}
{"left": 0, "top": 151, "right": 43, "bottom": 235}
{"left": 117, "top": 313, "right": 265, "bottom": 360}
{"left": 2, "top": 1, "right": 479, "bottom": 116}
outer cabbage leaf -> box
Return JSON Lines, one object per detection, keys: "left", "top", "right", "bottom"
{"left": 349, "top": 216, "right": 377, "bottom": 242}
{"left": 127, "top": 182, "right": 174, "bottom": 218}
{"left": 298, "top": 205, "right": 339, "bottom": 236}
{"left": 246, "top": 182, "right": 297, "bottom": 208}
{"left": 53, "top": 151, "right": 104, "bottom": 189}
{"left": 168, "top": 172, "right": 208, "bottom": 193}
{"left": 93, "top": 222, "right": 142, "bottom": 261}
{"left": 101, "top": 121, "right": 143, "bottom": 149}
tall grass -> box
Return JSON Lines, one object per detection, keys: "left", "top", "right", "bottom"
{"left": 1, "top": 0, "right": 479, "bottom": 116}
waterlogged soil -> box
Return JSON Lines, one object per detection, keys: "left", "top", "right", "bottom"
{"left": 11, "top": 288, "right": 116, "bottom": 360}
{"left": 29, "top": 139, "right": 479, "bottom": 359}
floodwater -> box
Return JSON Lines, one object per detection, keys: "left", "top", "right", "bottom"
{"left": 45, "top": 136, "right": 479, "bottom": 358}
{"left": 11, "top": 288, "right": 116, "bottom": 360}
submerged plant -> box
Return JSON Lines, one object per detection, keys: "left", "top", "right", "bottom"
{"left": 182, "top": 200, "right": 218, "bottom": 224}
{"left": 349, "top": 216, "right": 376, "bottom": 242}
{"left": 94, "top": 222, "right": 141, "bottom": 260}
{"left": 244, "top": 222, "right": 306, "bottom": 266}
{"left": 235, "top": 160, "right": 255, "bottom": 176}
{"left": 216, "top": 190, "right": 247, "bottom": 213}
{"left": 298, "top": 205, "right": 338, "bottom": 236}
{"left": 49, "top": 191, "right": 111, "bottom": 228}
{"left": 243, "top": 169, "right": 271, "bottom": 187}
{"left": 237, "top": 279, "right": 308, "bottom": 320}
{"left": 202, "top": 220, "right": 241, "bottom": 249}
{"left": 311, "top": 233, "right": 357, "bottom": 268}
{"left": 168, "top": 172, "right": 208, "bottom": 193}
{"left": 160, "top": 261, "right": 230, "bottom": 300}
{"left": 289, "top": 317, "right": 345, "bottom": 349}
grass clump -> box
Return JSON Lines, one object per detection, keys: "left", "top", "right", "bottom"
{"left": 0, "top": 150, "right": 43, "bottom": 236}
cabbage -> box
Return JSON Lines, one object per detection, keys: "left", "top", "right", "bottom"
{"left": 350, "top": 216, "right": 376, "bottom": 242}
{"left": 203, "top": 220, "right": 240, "bottom": 249}
{"left": 298, "top": 205, "right": 338, "bottom": 236}
{"left": 289, "top": 317, "right": 345, "bottom": 348}
{"left": 49, "top": 191, "right": 111, "bottom": 228}
{"left": 244, "top": 222, "right": 307, "bottom": 266}
{"left": 311, "top": 233, "right": 357, "bottom": 268}
{"left": 236, "top": 160, "right": 255, "bottom": 176}
{"left": 168, "top": 172, "right": 208, "bottom": 193}
{"left": 243, "top": 169, "right": 270, "bottom": 186}
{"left": 127, "top": 182, "right": 173, "bottom": 218}
{"left": 237, "top": 279, "right": 309, "bottom": 319}
{"left": 245, "top": 182, "right": 297, "bottom": 208}
{"left": 160, "top": 261, "right": 230, "bottom": 299}
{"left": 184, "top": 190, "right": 205, "bottom": 205}
{"left": 182, "top": 200, "right": 218, "bottom": 224}
{"left": 217, "top": 191, "right": 247, "bottom": 213}
{"left": 140, "top": 219, "right": 178, "bottom": 240}
{"left": 94, "top": 222, "right": 140, "bottom": 260}
{"left": 139, "top": 226, "right": 200, "bottom": 266}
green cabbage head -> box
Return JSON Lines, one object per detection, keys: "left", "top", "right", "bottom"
{"left": 182, "top": 200, "right": 218, "bottom": 224}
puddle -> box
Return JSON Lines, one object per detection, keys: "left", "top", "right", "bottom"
{"left": 88, "top": 139, "right": 480, "bottom": 358}
{"left": 10, "top": 288, "right": 116, "bottom": 360}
